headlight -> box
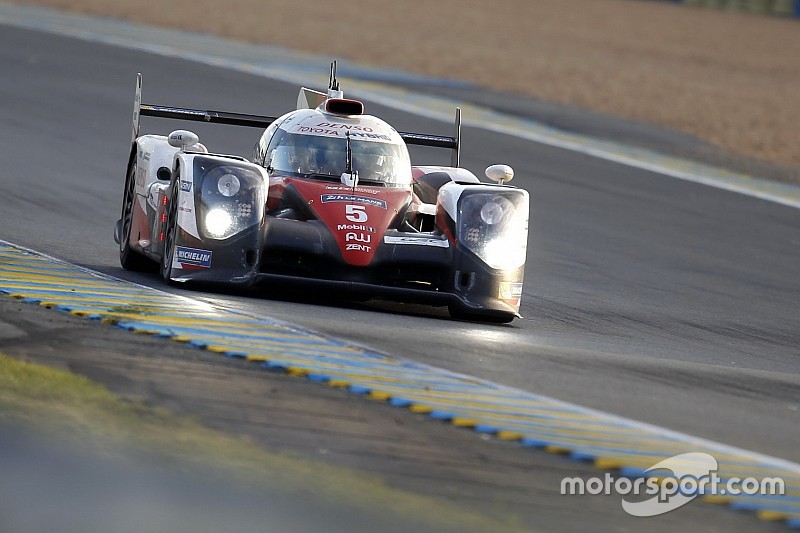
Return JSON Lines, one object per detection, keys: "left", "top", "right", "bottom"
{"left": 193, "top": 159, "right": 265, "bottom": 240}
{"left": 204, "top": 208, "right": 233, "bottom": 237}
{"left": 480, "top": 197, "right": 514, "bottom": 225}
{"left": 217, "top": 174, "right": 241, "bottom": 197}
{"left": 458, "top": 191, "right": 528, "bottom": 270}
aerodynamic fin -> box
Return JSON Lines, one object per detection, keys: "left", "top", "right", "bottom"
{"left": 132, "top": 73, "right": 142, "bottom": 143}
{"left": 297, "top": 87, "right": 327, "bottom": 110}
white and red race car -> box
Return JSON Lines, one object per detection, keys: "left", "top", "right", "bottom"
{"left": 115, "top": 65, "right": 529, "bottom": 322}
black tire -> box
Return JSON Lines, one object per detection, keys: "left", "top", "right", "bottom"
{"left": 448, "top": 304, "right": 516, "bottom": 324}
{"left": 160, "top": 176, "right": 180, "bottom": 284}
{"left": 119, "top": 161, "right": 158, "bottom": 272}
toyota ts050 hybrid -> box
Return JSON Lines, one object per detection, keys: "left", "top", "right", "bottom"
{"left": 115, "top": 66, "right": 529, "bottom": 323}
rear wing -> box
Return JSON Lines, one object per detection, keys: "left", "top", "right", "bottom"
{"left": 132, "top": 73, "right": 462, "bottom": 166}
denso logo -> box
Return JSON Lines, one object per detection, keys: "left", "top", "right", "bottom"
{"left": 337, "top": 224, "right": 375, "bottom": 232}
{"left": 317, "top": 122, "right": 374, "bottom": 132}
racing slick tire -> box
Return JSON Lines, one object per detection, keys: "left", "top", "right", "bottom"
{"left": 119, "top": 160, "right": 158, "bottom": 272}
{"left": 448, "top": 304, "right": 516, "bottom": 324}
{"left": 160, "top": 176, "right": 180, "bottom": 285}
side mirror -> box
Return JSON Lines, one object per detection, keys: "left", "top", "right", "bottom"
{"left": 341, "top": 171, "right": 359, "bottom": 188}
{"left": 168, "top": 130, "right": 200, "bottom": 150}
{"left": 485, "top": 164, "right": 514, "bottom": 185}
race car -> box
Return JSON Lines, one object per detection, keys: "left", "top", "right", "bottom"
{"left": 114, "top": 65, "right": 529, "bottom": 323}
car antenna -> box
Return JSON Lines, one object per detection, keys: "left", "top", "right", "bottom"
{"left": 329, "top": 60, "right": 339, "bottom": 91}
{"left": 328, "top": 61, "right": 343, "bottom": 99}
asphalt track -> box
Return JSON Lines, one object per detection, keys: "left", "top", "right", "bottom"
{"left": 0, "top": 13, "right": 799, "bottom": 528}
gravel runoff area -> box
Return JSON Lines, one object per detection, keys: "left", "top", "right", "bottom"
{"left": 11, "top": 0, "right": 800, "bottom": 180}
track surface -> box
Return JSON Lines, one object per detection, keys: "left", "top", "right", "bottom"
{"left": 1, "top": 21, "right": 798, "bottom": 474}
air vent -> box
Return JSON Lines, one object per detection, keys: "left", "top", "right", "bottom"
{"left": 324, "top": 98, "right": 364, "bottom": 116}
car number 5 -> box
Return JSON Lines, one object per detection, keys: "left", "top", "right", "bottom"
{"left": 345, "top": 204, "right": 368, "bottom": 222}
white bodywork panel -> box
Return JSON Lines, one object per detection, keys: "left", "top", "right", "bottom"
{"left": 415, "top": 166, "right": 480, "bottom": 184}
{"left": 173, "top": 153, "right": 200, "bottom": 239}
{"left": 134, "top": 134, "right": 179, "bottom": 214}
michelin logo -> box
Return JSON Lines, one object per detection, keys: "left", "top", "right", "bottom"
{"left": 176, "top": 246, "right": 212, "bottom": 268}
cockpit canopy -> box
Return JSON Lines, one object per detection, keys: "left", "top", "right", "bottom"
{"left": 263, "top": 111, "right": 412, "bottom": 187}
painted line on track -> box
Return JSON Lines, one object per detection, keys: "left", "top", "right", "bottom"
{"left": 1, "top": 3, "right": 799, "bottom": 210}
{"left": 1, "top": 240, "right": 800, "bottom": 528}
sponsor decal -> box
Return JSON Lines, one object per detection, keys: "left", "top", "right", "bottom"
{"left": 383, "top": 235, "right": 449, "bottom": 248}
{"left": 147, "top": 189, "right": 158, "bottom": 210}
{"left": 156, "top": 106, "right": 205, "bottom": 118}
{"left": 346, "top": 244, "right": 371, "bottom": 252}
{"left": 321, "top": 194, "right": 387, "bottom": 209}
{"left": 295, "top": 126, "right": 340, "bottom": 136}
{"left": 345, "top": 232, "right": 371, "bottom": 243}
{"left": 326, "top": 185, "right": 379, "bottom": 195}
{"left": 175, "top": 246, "right": 212, "bottom": 268}
{"left": 178, "top": 206, "right": 193, "bottom": 213}
{"left": 337, "top": 224, "right": 375, "bottom": 233}
{"left": 180, "top": 180, "right": 192, "bottom": 192}
{"left": 351, "top": 131, "right": 391, "bottom": 141}
{"left": 290, "top": 125, "right": 391, "bottom": 141}
{"left": 353, "top": 132, "right": 391, "bottom": 141}
{"left": 316, "top": 122, "right": 374, "bottom": 132}
{"left": 135, "top": 167, "right": 147, "bottom": 188}
{"left": 498, "top": 282, "right": 523, "bottom": 305}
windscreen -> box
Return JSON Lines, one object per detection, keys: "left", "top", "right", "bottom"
{"left": 267, "top": 132, "right": 412, "bottom": 186}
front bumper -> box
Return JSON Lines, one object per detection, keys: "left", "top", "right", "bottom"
{"left": 168, "top": 218, "right": 523, "bottom": 317}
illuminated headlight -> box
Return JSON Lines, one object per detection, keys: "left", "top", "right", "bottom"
{"left": 204, "top": 208, "right": 233, "bottom": 237}
{"left": 193, "top": 158, "right": 265, "bottom": 240}
{"left": 458, "top": 191, "right": 529, "bottom": 271}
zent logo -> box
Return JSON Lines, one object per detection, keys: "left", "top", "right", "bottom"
{"left": 346, "top": 244, "right": 371, "bottom": 252}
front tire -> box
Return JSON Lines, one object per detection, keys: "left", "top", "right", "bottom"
{"left": 120, "top": 160, "right": 157, "bottom": 272}
{"left": 160, "top": 176, "right": 180, "bottom": 284}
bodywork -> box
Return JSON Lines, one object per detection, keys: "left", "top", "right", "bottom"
{"left": 115, "top": 73, "right": 529, "bottom": 322}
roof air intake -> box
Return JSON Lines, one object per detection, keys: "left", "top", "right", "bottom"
{"left": 325, "top": 98, "right": 364, "bottom": 116}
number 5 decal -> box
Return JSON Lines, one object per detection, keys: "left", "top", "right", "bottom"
{"left": 345, "top": 204, "right": 368, "bottom": 222}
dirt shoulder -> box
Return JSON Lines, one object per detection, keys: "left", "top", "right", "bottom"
{"left": 12, "top": 0, "right": 800, "bottom": 180}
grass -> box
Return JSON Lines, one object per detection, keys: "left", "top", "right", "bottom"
{"left": 0, "top": 351, "right": 522, "bottom": 532}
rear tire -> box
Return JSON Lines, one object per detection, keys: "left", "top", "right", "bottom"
{"left": 120, "top": 161, "right": 157, "bottom": 272}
